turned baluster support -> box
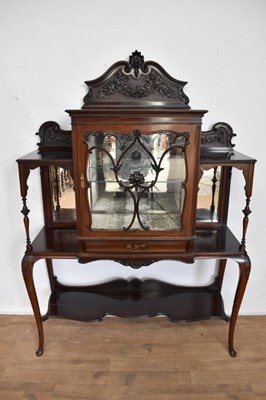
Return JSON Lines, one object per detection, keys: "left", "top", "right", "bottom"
{"left": 240, "top": 196, "right": 251, "bottom": 252}
{"left": 236, "top": 163, "right": 255, "bottom": 252}
{"left": 18, "top": 164, "right": 33, "bottom": 252}
{"left": 241, "top": 168, "right": 253, "bottom": 253}
{"left": 210, "top": 166, "right": 218, "bottom": 216}
{"left": 21, "top": 195, "right": 32, "bottom": 252}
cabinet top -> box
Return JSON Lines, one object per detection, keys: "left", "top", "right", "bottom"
{"left": 65, "top": 108, "right": 208, "bottom": 116}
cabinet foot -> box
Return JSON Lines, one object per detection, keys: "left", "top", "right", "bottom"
{"left": 36, "top": 348, "right": 44, "bottom": 357}
{"left": 229, "top": 349, "right": 237, "bottom": 357}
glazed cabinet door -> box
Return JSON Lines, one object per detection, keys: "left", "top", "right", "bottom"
{"left": 72, "top": 120, "right": 201, "bottom": 261}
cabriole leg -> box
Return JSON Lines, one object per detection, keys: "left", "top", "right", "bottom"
{"left": 22, "top": 255, "right": 44, "bottom": 356}
{"left": 229, "top": 254, "right": 251, "bottom": 357}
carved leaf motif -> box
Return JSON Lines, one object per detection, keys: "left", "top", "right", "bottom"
{"left": 128, "top": 50, "right": 146, "bottom": 77}
{"left": 97, "top": 70, "right": 176, "bottom": 99}
{"left": 47, "top": 132, "right": 72, "bottom": 144}
{"left": 115, "top": 259, "right": 156, "bottom": 268}
{"left": 201, "top": 132, "right": 226, "bottom": 145}
{"left": 128, "top": 171, "right": 145, "bottom": 190}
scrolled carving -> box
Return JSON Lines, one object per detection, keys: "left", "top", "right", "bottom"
{"left": 115, "top": 259, "right": 156, "bottom": 269}
{"left": 127, "top": 50, "right": 148, "bottom": 78}
{"left": 36, "top": 121, "right": 72, "bottom": 153}
{"left": 201, "top": 122, "right": 236, "bottom": 151}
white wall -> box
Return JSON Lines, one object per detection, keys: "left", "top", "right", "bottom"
{"left": 1, "top": 0, "right": 265, "bottom": 315}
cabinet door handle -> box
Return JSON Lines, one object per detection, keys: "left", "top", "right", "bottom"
{"left": 80, "top": 173, "right": 85, "bottom": 189}
{"left": 127, "top": 243, "right": 147, "bottom": 250}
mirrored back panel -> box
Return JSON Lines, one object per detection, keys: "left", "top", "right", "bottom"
{"left": 50, "top": 166, "right": 76, "bottom": 223}
{"left": 197, "top": 167, "right": 221, "bottom": 223}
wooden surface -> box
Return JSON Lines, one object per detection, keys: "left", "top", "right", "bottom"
{"left": 0, "top": 315, "right": 266, "bottom": 399}
{"left": 46, "top": 277, "right": 229, "bottom": 323}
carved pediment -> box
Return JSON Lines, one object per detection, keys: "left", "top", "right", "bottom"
{"left": 82, "top": 50, "right": 190, "bottom": 109}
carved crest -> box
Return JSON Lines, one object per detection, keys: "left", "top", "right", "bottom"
{"left": 36, "top": 121, "right": 72, "bottom": 153}
{"left": 82, "top": 51, "right": 190, "bottom": 108}
{"left": 201, "top": 122, "right": 236, "bottom": 151}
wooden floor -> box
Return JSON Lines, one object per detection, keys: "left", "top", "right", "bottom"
{"left": 0, "top": 315, "right": 266, "bottom": 399}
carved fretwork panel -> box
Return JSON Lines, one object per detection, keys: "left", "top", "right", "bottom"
{"left": 82, "top": 50, "right": 190, "bottom": 108}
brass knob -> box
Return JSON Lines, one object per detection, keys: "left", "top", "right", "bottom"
{"left": 80, "top": 173, "right": 85, "bottom": 189}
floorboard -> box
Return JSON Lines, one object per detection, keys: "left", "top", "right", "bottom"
{"left": 0, "top": 315, "right": 266, "bottom": 399}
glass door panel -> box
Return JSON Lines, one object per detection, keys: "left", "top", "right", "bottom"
{"left": 85, "top": 129, "right": 188, "bottom": 231}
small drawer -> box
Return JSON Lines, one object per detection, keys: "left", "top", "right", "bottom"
{"left": 83, "top": 239, "right": 189, "bottom": 254}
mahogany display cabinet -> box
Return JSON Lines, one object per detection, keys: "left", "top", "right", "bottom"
{"left": 17, "top": 51, "right": 256, "bottom": 356}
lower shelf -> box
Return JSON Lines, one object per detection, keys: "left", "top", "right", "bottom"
{"left": 44, "top": 277, "right": 229, "bottom": 323}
